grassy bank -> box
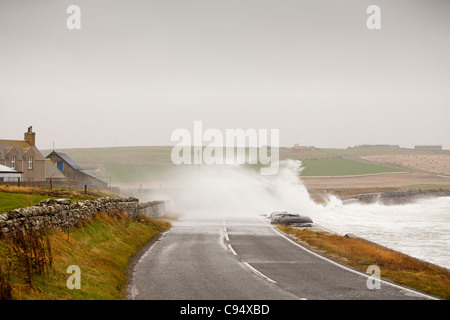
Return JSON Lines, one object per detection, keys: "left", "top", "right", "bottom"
{"left": 0, "top": 211, "right": 170, "bottom": 299}
{"left": 0, "top": 185, "right": 118, "bottom": 213}
{"left": 0, "top": 192, "right": 50, "bottom": 213}
{"left": 277, "top": 226, "right": 450, "bottom": 299}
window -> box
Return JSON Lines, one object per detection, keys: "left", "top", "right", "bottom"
{"left": 11, "top": 156, "right": 16, "bottom": 169}
{"left": 28, "top": 156, "right": 33, "bottom": 169}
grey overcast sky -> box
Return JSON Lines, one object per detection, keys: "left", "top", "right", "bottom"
{"left": 0, "top": 0, "right": 449, "bottom": 150}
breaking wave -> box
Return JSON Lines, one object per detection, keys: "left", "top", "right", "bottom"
{"left": 143, "top": 160, "right": 450, "bottom": 269}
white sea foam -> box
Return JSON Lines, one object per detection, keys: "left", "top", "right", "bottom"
{"left": 315, "top": 195, "right": 450, "bottom": 269}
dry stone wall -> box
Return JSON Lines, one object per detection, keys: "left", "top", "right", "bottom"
{"left": 0, "top": 197, "right": 167, "bottom": 237}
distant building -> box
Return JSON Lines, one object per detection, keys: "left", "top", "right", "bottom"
{"left": 46, "top": 151, "right": 108, "bottom": 188}
{"left": 1, "top": 127, "right": 106, "bottom": 187}
{"left": 292, "top": 143, "right": 313, "bottom": 151}
{"left": 0, "top": 126, "right": 65, "bottom": 181}
{"left": 414, "top": 145, "right": 442, "bottom": 150}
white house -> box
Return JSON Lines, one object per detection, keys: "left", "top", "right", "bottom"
{"left": 0, "top": 164, "right": 23, "bottom": 182}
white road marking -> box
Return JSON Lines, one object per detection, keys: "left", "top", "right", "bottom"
{"left": 228, "top": 244, "right": 238, "bottom": 256}
{"left": 225, "top": 233, "right": 230, "bottom": 242}
{"left": 243, "top": 262, "right": 277, "bottom": 284}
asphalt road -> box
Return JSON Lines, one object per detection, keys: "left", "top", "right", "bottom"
{"left": 127, "top": 215, "right": 436, "bottom": 300}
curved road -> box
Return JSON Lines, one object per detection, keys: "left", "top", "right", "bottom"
{"left": 128, "top": 216, "right": 436, "bottom": 300}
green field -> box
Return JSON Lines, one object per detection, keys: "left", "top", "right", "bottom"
{"left": 102, "top": 163, "right": 180, "bottom": 183}
{"left": 41, "top": 146, "right": 173, "bottom": 166}
{"left": 0, "top": 192, "right": 50, "bottom": 213}
{"left": 300, "top": 157, "right": 407, "bottom": 176}
{"left": 101, "top": 157, "right": 408, "bottom": 182}
{"left": 39, "top": 145, "right": 448, "bottom": 183}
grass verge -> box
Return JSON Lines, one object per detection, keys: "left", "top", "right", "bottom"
{"left": 0, "top": 211, "right": 170, "bottom": 299}
{"left": 0, "top": 185, "right": 119, "bottom": 213}
{"left": 277, "top": 226, "right": 450, "bottom": 300}
{"left": 0, "top": 192, "right": 51, "bottom": 213}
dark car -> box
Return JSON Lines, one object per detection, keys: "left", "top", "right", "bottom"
{"left": 269, "top": 211, "right": 313, "bottom": 225}
{"left": 270, "top": 211, "right": 288, "bottom": 220}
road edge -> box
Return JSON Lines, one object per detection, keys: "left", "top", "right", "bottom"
{"left": 124, "top": 225, "right": 173, "bottom": 300}
{"left": 263, "top": 218, "right": 441, "bottom": 300}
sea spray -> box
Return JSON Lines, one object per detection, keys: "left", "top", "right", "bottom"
{"left": 167, "top": 160, "right": 317, "bottom": 218}
{"left": 139, "top": 160, "right": 450, "bottom": 269}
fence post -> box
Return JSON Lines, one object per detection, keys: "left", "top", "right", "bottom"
{"left": 84, "top": 184, "right": 87, "bottom": 195}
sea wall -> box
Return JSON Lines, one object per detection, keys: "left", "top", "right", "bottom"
{"left": 355, "top": 189, "right": 450, "bottom": 205}
{"left": 0, "top": 197, "right": 167, "bottom": 237}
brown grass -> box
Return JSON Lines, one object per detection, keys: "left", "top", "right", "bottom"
{"left": 278, "top": 226, "right": 450, "bottom": 299}
{"left": 361, "top": 154, "right": 450, "bottom": 176}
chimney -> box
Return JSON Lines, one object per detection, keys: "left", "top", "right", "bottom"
{"left": 24, "top": 126, "right": 36, "bottom": 146}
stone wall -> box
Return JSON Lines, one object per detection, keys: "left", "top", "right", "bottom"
{"left": 139, "top": 201, "right": 167, "bottom": 219}
{"left": 0, "top": 197, "right": 167, "bottom": 237}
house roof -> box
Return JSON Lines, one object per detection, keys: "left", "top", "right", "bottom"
{"left": 79, "top": 170, "right": 108, "bottom": 184}
{"left": 0, "top": 164, "right": 23, "bottom": 173}
{"left": 0, "top": 140, "right": 30, "bottom": 149}
{"left": 45, "top": 159, "right": 66, "bottom": 179}
{"left": 46, "top": 151, "right": 105, "bottom": 183}
{"left": 46, "top": 151, "right": 84, "bottom": 170}
{"left": 0, "top": 140, "right": 45, "bottom": 160}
